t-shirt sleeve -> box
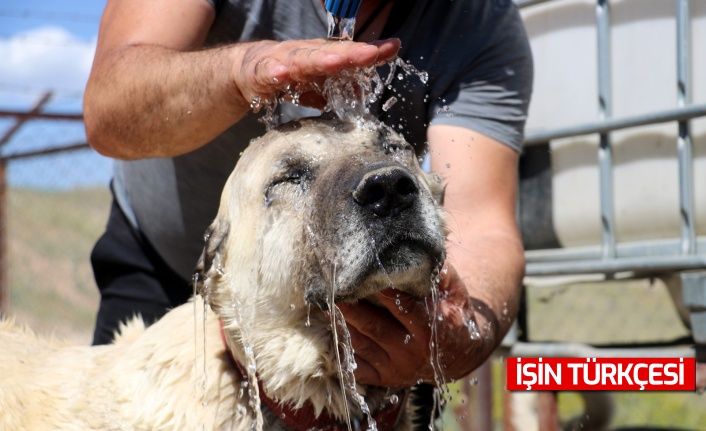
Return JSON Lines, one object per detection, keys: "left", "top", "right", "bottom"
{"left": 428, "top": 4, "right": 534, "bottom": 153}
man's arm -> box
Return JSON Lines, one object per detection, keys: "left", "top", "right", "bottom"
{"left": 83, "top": 0, "right": 400, "bottom": 160}
{"left": 339, "top": 125, "right": 525, "bottom": 387}
{"left": 427, "top": 124, "right": 525, "bottom": 376}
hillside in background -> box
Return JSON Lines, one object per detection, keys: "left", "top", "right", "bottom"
{"left": 6, "top": 187, "right": 110, "bottom": 344}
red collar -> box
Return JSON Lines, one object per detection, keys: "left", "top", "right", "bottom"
{"left": 219, "top": 320, "right": 406, "bottom": 431}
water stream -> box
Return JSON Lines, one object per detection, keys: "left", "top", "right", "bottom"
{"left": 327, "top": 14, "right": 357, "bottom": 41}
{"left": 329, "top": 263, "right": 379, "bottom": 431}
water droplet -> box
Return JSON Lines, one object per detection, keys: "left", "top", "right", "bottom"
{"left": 404, "top": 334, "right": 412, "bottom": 344}
{"left": 382, "top": 96, "right": 398, "bottom": 112}
{"left": 390, "top": 394, "right": 399, "bottom": 404}
{"left": 464, "top": 316, "right": 482, "bottom": 340}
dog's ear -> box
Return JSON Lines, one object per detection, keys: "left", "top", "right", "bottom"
{"left": 193, "top": 218, "right": 230, "bottom": 297}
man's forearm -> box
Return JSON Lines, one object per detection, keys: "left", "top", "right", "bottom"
{"left": 432, "top": 227, "right": 525, "bottom": 381}
{"left": 84, "top": 44, "right": 247, "bottom": 160}
{"left": 83, "top": 38, "right": 401, "bottom": 160}
{"left": 445, "top": 228, "right": 525, "bottom": 374}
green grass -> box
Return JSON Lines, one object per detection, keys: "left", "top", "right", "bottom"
{"left": 5, "top": 187, "right": 109, "bottom": 343}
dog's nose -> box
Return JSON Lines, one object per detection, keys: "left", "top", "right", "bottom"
{"left": 353, "top": 166, "right": 419, "bottom": 217}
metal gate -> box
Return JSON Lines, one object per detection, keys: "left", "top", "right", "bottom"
{"left": 509, "top": 0, "right": 705, "bottom": 427}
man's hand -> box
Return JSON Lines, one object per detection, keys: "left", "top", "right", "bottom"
{"left": 337, "top": 264, "right": 483, "bottom": 388}
{"left": 232, "top": 38, "right": 400, "bottom": 112}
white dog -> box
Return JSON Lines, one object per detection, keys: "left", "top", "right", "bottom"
{"left": 0, "top": 114, "right": 446, "bottom": 431}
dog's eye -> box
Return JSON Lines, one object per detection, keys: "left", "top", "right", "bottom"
{"left": 383, "top": 142, "right": 413, "bottom": 155}
{"left": 265, "top": 169, "right": 309, "bottom": 202}
{"left": 286, "top": 171, "right": 302, "bottom": 184}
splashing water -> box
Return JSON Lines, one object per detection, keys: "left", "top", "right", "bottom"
{"left": 322, "top": 66, "right": 381, "bottom": 122}
{"left": 381, "top": 96, "right": 398, "bottom": 112}
{"left": 250, "top": 57, "right": 430, "bottom": 131}
{"left": 199, "top": 261, "right": 263, "bottom": 430}
{"left": 425, "top": 265, "right": 451, "bottom": 431}
{"left": 328, "top": 262, "right": 378, "bottom": 431}
{"left": 192, "top": 274, "right": 207, "bottom": 402}
{"left": 464, "top": 316, "right": 482, "bottom": 341}
{"left": 323, "top": 58, "right": 428, "bottom": 123}
{"left": 229, "top": 294, "right": 265, "bottom": 431}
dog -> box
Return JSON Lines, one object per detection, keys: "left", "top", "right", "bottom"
{"left": 0, "top": 113, "right": 446, "bottom": 430}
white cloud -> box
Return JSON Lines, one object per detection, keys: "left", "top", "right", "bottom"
{"left": 0, "top": 26, "right": 96, "bottom": 101}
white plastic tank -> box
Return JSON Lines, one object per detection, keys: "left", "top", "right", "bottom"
{"left": 520, "top": 0, "right": 706, "bottom": 248}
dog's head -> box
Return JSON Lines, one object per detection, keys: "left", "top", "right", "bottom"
{"left": 192, "top": 113, "right": 446, "bottom": 414}
{"left": 195, "top": 113, "right": 445, "bottom": 315}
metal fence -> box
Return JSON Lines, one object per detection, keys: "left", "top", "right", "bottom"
{"left": 513, "top": 0, "right": 705, "bottom": 353}
{"left": 508, "top": 0, "right": 706, "bottom": 429}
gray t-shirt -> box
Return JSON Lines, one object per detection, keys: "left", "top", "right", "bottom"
{"left": 113, "top": 0, "right": 533, "bottom": 280}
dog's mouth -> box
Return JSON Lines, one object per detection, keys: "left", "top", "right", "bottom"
{"left": 375, "top": 239, "right": 441, "bottom": 274}
{"left": 305, "top": 235, "right": 444, "bottom": 311}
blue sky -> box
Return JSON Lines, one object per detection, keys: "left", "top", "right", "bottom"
{"left": 0, "top": 0, "right": 110, "bottom": 189}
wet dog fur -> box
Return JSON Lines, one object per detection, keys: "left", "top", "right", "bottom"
{"left": 0, "top": 114, "right": 446, "bottom": 430}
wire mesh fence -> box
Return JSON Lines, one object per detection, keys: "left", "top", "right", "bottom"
{"left": 0, "top": 117, "right": 111, "bottom": 344}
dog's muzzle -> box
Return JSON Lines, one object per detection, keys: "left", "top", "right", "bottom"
{"left": 352, "top": 166, "right": 419, "bottom": 217}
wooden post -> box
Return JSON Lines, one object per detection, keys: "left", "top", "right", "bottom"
{"left": 537, "top": 391, "right": 560, "bottom": 431}
{"left": 454, "top": 358, "right": 493, "bottom": 431}
{"left": 0, "top": 158, "right": 7, "bottom": 314}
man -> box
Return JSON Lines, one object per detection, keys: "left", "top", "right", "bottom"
{"left": 84, "top": 0, "right": 532, "bottom": 393}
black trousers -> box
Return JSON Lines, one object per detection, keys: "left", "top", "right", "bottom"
{"left": 90, "top": 198, "right": 191, "bottom": 345}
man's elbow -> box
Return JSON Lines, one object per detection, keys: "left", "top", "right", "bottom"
{"left": 84, "top": 104, "right": 139, "bottom": 161}
{"left": 82, "top": 76, "right": 136, "bottom": 160}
